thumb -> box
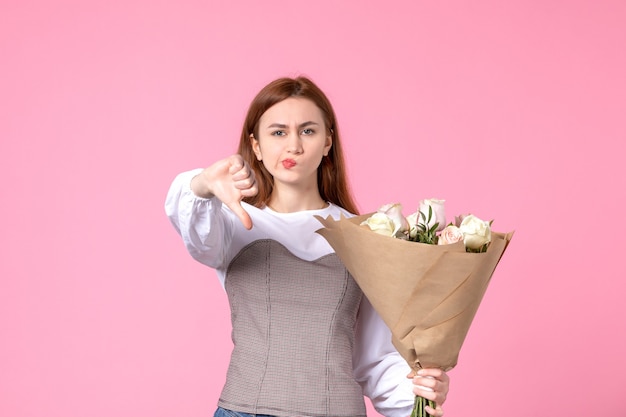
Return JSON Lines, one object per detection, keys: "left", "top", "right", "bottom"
{"left": 227, "top": 200, "right": 253, "bottom": 230}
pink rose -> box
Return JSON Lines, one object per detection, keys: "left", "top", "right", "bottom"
{"left": 454, "top": 214, "right": 469, "bottom": 227}
{"left": 418, "top": 198, "right": 446, "bottom": 232}
{"left": 438, "top": 225, "right": 464, "bottom": 245}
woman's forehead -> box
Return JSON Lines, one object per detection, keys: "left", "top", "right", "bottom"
{"left": 260, "top": 97, "right": 325, "bottom": 126}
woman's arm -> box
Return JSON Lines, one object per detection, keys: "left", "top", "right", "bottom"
{"left": 165, "top": 168, "right": 235, "bottom": 269}
{"left": 165, "top": 155, "right": 258, "bottom": 268}
{"left": 353, "top": 297, "right": 414, "bottom": 417}
{"left": 353, "top": 297, "right": 450, "bottom": 417}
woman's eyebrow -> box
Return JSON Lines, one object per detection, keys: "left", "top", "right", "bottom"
{"left": 266, "top": 121, "right": 320, "bottom": 129}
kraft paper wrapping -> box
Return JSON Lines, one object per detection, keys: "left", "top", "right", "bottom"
{"left": 315, "top": 213, "right": 513, "bottom": 372}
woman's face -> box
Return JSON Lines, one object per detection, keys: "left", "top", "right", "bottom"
{"left": 251, "top": 97, "right": 332, "bottom": 191}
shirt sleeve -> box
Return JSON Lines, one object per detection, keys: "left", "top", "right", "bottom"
{"left": 353, "top": 296, "right": 415, "bottom": 417}
{"left": 164, "top": 169, "right": 235, "bottom": 270}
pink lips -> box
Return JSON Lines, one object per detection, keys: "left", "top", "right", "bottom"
{"left": 282, "top": 159, "right": 296, "bottom": 169}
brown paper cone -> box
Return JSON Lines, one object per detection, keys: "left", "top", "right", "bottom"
{"left": 315, "top": 213, "right": 513, "bottom": 372}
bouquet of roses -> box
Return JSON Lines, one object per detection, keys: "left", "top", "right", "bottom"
{"left": 315, "top": 199, "right": 513, "bottom": 417}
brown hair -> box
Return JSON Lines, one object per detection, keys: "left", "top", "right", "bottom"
{"left": 237, "top": 76, "right": 359, "bottom": 214}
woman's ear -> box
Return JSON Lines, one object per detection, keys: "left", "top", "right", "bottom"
{"left": 324, "top": 131, "right": 333, "bottom": 156}
{"left": 250, "top": 133, "right": 262, "bottom": 161}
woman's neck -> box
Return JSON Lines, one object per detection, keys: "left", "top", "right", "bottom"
{"left": 267, "top": 187, "right": 328, "bottom": 213}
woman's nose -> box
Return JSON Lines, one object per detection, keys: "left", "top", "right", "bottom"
{"left": 287, "top": 134, "right": 303, "bottom": 154}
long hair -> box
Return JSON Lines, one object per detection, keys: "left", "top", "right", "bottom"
{"left": 237, "top": 76, "right": 359, "bottom": 215}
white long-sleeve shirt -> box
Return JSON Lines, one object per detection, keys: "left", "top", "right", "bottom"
{"left": 165, "top": 169, "right": 414, "bottom": 417}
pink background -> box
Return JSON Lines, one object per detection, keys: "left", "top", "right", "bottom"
{"left": 1, "top": 1, "right": 625, "bottom": 416}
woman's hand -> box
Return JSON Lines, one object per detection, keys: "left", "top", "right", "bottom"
{"left": 191, "top": 154, "right": 258, "bottom": 229}
{"left": 408, "top": 368, "right": 450, "bottom": 417}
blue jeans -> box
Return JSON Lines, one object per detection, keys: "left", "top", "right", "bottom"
{"left": 214, "top": 406, "right": 277, "bottom": 417}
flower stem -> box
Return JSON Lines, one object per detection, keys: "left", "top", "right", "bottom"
{"left": 411, "top": 395, "right": 437, "bottom": 417}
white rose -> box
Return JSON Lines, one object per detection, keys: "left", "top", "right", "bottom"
{"left": 361, "top": 212, "right": 396, "bottom": 237}
{"left": 438, "top": 225, "right": 464, "bottom": 245}
{"left": 377, "top": 203, "right": 409, "bottom": 237}
{"left": 418, "top": 198, "right": 446, "bottom": 232}
{"left": 406, "top": 211, "right": 419, "bottom": 239}
{"left": 459, "top": 214, "right": 492, "bottom": 250}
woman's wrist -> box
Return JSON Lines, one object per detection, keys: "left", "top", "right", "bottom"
{"left": 190, "top": 172, "right": 214, "bottom": 198}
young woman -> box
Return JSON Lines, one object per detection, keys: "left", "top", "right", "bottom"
{"left": 165, "top": 76, "right": 450, "bottom": 417}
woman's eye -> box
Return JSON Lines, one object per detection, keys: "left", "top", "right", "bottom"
{"left": 271, "top": 130, "right": 286, "bottom": 136}
{"left": 301, "top": 128, "right": 314, "bottom": 135}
